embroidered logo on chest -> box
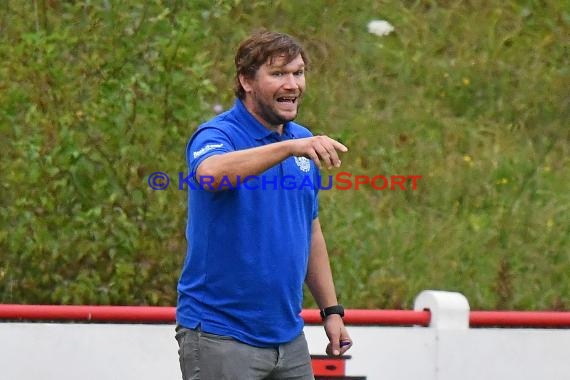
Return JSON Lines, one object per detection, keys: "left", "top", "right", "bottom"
{"left": 294, "top": 156, "right": 311, "bottom": 173}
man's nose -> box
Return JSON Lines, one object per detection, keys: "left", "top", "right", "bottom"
{"left": 283, "top": 73, "right": 299, "bottom": 89}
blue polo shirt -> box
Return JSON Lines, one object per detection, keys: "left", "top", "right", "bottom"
{"left": 176, "top": 99, "right": 320, "bottom": 347}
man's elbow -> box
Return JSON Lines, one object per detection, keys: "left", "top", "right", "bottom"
{"left": 196, "top": 159, "right": 227, "bottom": 191}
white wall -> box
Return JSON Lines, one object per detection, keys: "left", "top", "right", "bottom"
{"left": 0, "top": 323, "right": 180, "bottom": 380}
{"left": 1, "top": 291, "right": 569, "bottom": 380}
{"left": 2, "top": 322, "right": 570, "bottom": 379}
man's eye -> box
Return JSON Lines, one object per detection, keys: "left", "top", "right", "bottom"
{"left": 272, "top": 72, "right": 284, "bottom": 77}
{"left": 294, "top": 70, "right": 304, "bottom": 76}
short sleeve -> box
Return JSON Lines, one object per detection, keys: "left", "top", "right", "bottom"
{"left": 186, "top": 127, "right": 234, "bottom": 175}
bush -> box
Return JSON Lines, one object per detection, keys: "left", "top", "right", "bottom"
{"left": 1, "top": 0, "right": 568, "bottom": 309}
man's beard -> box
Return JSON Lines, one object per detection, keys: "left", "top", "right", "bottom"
{"left": 252, "top": 93, "right": 300, "bottom": 127}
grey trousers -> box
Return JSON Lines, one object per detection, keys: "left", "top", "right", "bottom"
{"left": 175, "top": 326, "right": 314, "bottom": 380}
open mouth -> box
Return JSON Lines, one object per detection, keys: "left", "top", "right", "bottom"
{"left": 276, "top": 96, "right": 298, "bottom": 104}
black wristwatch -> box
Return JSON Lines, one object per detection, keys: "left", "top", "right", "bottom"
{"left": 320, "top": 304, "right": 345, "bottom": 320}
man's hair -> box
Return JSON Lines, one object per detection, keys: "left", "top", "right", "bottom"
{"left": 234, "top": 30, "right": 309, "bottom": 99}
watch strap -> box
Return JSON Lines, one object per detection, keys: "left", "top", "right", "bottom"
{"left": 320, "top": 304, "right": 345, "bottom": 320}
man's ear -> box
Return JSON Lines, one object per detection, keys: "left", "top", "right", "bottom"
{"left": 239, "top": 74, "right": 253, "bottom": 94}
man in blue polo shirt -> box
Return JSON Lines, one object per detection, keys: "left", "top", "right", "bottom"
{"left": 176, "top": 30, "right": 352, "bottom": 379}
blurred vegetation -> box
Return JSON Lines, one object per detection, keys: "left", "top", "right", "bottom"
{"left": 1, "top": 0, "right": 568, "bottom": 310}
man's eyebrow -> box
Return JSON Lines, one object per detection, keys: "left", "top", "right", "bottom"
{"left": 268, "top": 63, "right": 305, "bottom": 70}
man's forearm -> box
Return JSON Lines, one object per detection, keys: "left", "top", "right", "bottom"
{"left": 305, "top": 218, "right": 339, "bottom": 309}
{"left": 196, "top": 140, "right": 294, "bottom": 188}
{"left": 195, "top": 135, "right": 348, "bottom": 189}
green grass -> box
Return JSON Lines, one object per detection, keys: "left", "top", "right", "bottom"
{"left": 1, "top": 0, "right": 568, "bottom": 310}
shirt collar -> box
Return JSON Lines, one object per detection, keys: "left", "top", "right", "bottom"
{"left": 233, "top": 99, "right": 296, "bottom": 141}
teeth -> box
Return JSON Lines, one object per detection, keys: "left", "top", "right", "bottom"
{"left": 278, "top": 97, "right": 296, "bottom": 102}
